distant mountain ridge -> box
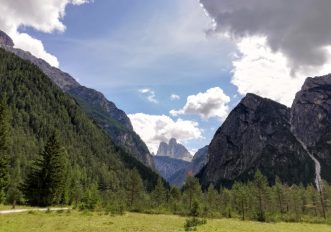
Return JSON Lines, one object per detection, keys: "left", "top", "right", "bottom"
{"left": 154, "top": 141, "right": 208, "bottom": 187}
{"left": 156, "top": 138, "right": 192, "bottom": 161}
{"left": 0, "top": 30, "right": 154, "bottom": 169}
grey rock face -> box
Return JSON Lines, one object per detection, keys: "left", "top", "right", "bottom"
{"left": 0, "top": 30, "right": 14, "bottom": 47}
{"left": 154, "top": 156, "right": 190, "bottom": 182}
{"left": 291, "top": 74, "right": 331, "bottom": 182}
{"left": 0, "top": 31, "right": 154, "bottom": 169}
{"left": 156, "top": 138, "right": 192, "bottom": 161}
{"left": 199, "top": 93, "right": 315, "bottom": 188}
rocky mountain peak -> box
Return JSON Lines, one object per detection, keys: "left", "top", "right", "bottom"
{"left": 0, "top": 30, "right": 14, "bottom": 47}
{"left": 156, "top": 138, "right": 192, "bottom": 161}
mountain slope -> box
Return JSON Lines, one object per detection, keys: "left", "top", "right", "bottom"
{"left": 168, "top": 146, "right": 208, "bottom": 187}
{"left": 198, "top": 93, "right": 315, "bottom": 188}
{"left": 291, "top": 74, "right": 331, "bottom": 183}
{"left": 0, "top": 31, "right": 154, "bottom": 169}
{"left": 0, "top": 48, "right": 159, "bottom": 191}
{"left": 154, "top": 156, "right": 190, "bottom": 181}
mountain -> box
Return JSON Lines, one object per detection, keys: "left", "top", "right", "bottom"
{"left": 198, "top": 93, "right": 315, "bottom": 189}
{"left": 168, "top": 146, "right": 209, "bottom": 187}
{"left": 291, "top": 74, "right": 331, "bottom": 183}
{"left": 0, "top": 30, "right": 154, "bottom": 169}
{"left": 156, "top": 138, "right": 192, "bottom": 161}
{"left": 154, "top": 156, "right": 190, "bottom": 181}
{"left": 0, "top": 47, "right": 159, "bottom": 191}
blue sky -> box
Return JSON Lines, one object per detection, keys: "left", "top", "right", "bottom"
{"left": 8, "top": 0, "right": 330, "bottom": 154}
{"left": 19, "top": 0, "right": 239, "bottom": 153}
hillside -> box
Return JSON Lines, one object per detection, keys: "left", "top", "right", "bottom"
{"left": 0, "top": 30, "right": 154, "bottom": 169}
{"left": 0, "top": 48, "right": 158, "bottom": 191}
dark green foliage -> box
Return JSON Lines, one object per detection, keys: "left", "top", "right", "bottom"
{"left": 151, "top": 177, "right": 167, "bottom": 207}
{"left": 0, "top": 101, "right": 9, "bottom": 202}
{"left": 0, "top": 48, "right": 159, "bottom": 204}
{"left": 127, "top": 169, "right": 145, "bottom": 210}
{"left": 184, "top": 217, "right": 207, "bottom": 231}
{"left": 183, "top": 177, "right": 202, "bottom": 210}
{"left": 23, "top": 134, "right": 68, "bottom": 206}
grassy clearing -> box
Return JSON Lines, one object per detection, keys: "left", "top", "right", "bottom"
{"left": 0, "top": 210, "right": 330, "bottom": 232}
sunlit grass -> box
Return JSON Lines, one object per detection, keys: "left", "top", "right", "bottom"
{"left": 0, "top": 210, "right": 330, "bottom": 232}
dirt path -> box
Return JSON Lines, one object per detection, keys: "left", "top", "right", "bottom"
{"left": 0, "top": 207, "right": 69, "bottom": 214}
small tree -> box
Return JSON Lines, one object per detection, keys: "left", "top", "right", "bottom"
{"left": 126, "top": 168, "right": 145, "bottom": 210}
{"left": 0, "top": 101, "right": 9, "bottom": 202}
{"left": 23, "top": 133, "right": 68, "bottom": 206}
{"left": 253, "top": 170, "right": 269, "bottom": 221}
{"left": 183, "top": 176, "right": 202, "bottom": 211}
{"left": 151, "top": 177, "right": 167, "bottom": 208}
{"left": 232, "top": 182, "right": 248, "bottom": 220}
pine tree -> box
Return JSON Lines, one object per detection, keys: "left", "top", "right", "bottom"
{"left": 232, "top": 182, "right": 248, "bottom": 220}
{"left": 0, "top": 101, "right": 9, "bottom": 203}
{"left": 183, "top": 176, "right": 202, "bottom": 210}
{"left": 151, "top": 177, "right": 167, "bottom": 208}
{"left": 273, "top": 176, "right": 285, "bottom": 214}
{"left": 23, "top": 133, "right": 68, "bottom": 206}
{"left": 253, "top": 170, "right": 269, "bottom": 221}
{"left": 126, "top": 168, "right": 145, "bottom": 209}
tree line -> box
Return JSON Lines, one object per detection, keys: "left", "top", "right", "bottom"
{"left": 0, "top": 100, "right": 330, "bottom": 223}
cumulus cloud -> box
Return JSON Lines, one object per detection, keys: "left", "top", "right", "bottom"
{"left": 199, "top": 0, "right": 331, "bottom": 106}
{"left": 170, "top": 94, "right": 180, "bottom": 101}
{"left": 139, "top": 88, "right": 158, "bottom": 104}
{"left": 200, "top": 0, "right": 331, "bottom": 72}
{"left": 170, "top": 87, "right": 230, "bottom": 120}
{"left": 0, "top": 0, "right": 90, "bottom": 67}
{"left": 128, "top": 113, "right": 203, "bottom": 154}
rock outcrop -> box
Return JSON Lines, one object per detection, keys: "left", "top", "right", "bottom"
{"left": 0, "top": 30, "right": 14, "bottom": 47}
{"left": 291, "top": 74, "right": 331, "bottom": 183}
{"left": 199, "top": 93, "right": 315, "bottom": 188}
{"left": 156, "top": 138, "right": 192, "bottom": 162}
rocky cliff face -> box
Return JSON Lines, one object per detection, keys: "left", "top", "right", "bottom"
{"left": 154, "top": 156, "right": 190, "bottom": 181}
{"left": 0, "top": 30, "right": 14, "bottom": 47}
{"left": 156, "top": 138, "right": 192, "bottom": 161}
{"left": 0, "top": 30, "right": 154, "bottom": 169}
{"left": 291, "top": 74, "right": 331, "bottom": 183}
{"left": 199, "top": 93, "right": 315, "bottom": 188}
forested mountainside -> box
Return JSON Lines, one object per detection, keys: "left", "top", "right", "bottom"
{"left": 0, "top": 48, "right": 159, "bottom": 193}
{"left": 0, "top": 30, "right": 154, "bottom": 169}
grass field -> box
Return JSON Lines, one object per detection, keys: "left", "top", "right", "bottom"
{"left": 0, "top": 210, "right": 330, "bottom": 232}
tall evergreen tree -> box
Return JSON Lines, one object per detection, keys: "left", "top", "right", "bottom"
{"left": 151, "top": 177, "right": 167, "bottom": 207}
{"left": 23, "top": 133, "right": 68, "bottom": 206}
{"left": 0, "top": 101, "right": 9, "bottom": 202}
{"left": 183, "top": 176, "right": 202, "bottom": 210}
{"left": 253, "top": 170, "right": 269, "bottom": 221}
{"left": 126, "top": 168, "right": 145, "bottom": 209}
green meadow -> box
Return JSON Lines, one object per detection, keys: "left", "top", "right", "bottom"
{"left": 0, "top": 211, "right": 330, "bottom": 232}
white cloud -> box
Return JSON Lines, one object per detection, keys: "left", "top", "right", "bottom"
{"left": 0, "top": 0, "right": 90, "bottom": 67}
{"left": 231, "top": 37, "right": 331, "bottom": 106}
{"left": 199, "top": 0, "right": 331, "bottom": 106}
{"left": 128, "top": 113, "right": 203, "bottom": 154}
{"left": 138, "top": 88, "right": 158, "bottom": 104}
{"left": 170, "top": 94, "right": 180, "bottom": 101}
{"left": 170, "top": 87, "right": 230, "bottom": 120}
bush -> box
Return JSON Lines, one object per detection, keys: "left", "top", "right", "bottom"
{"left": 184, "top": 217, "right": 207, "bottom": 231}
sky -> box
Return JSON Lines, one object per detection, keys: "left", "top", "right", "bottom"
{"left": 1, "top": 0, "right": 331, "bottom": 155}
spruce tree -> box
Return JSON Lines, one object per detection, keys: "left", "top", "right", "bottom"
{"left": 0, "top": 101, "right": 9, "bottom": 202}
{"left": 126, "top": 168, "right": 145, "bottom": 209}
{"left": 253, "top": 170, "right": 269, "bottom": 221}
{"left": 24, "top": 133, "right": 68, "bottom": 206}
{"left": 183, "top": 176, "right": 202, "bottom": 210}
{"left": 151, "top": 177, "right": 167, "bottom": 207}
